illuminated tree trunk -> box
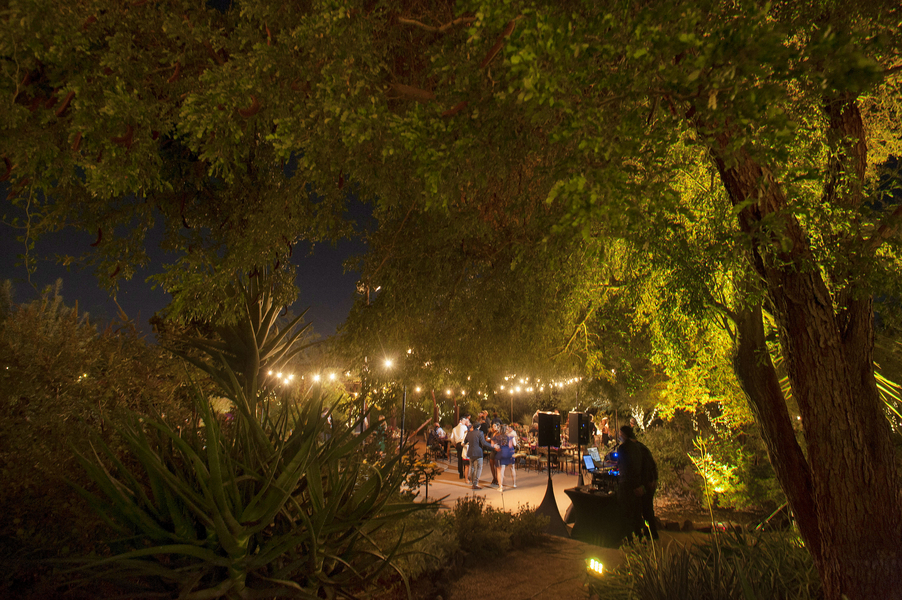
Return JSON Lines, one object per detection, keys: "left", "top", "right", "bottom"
{"left": 731, "top": 303, "right": 822, "bottom": 566}
{"left": 714, "top": 134, "right": 902, "bottom": 600}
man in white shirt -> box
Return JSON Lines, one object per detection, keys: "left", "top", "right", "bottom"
{"left": 449, "top": 416, "right": 470, "bottom": 480}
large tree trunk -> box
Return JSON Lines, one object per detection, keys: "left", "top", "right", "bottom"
{"left": 731, "top": 302, "right": 822, "bottom": 567}
{"left": 712, "top": 137, "right": 902, "bottom": 599}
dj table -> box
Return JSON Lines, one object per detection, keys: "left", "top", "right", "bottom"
{"left": 564, "top": 486, "right": 628, "bottom": 548}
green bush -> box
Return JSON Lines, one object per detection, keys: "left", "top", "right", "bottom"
{"left": 0, "top": 281, "right": 191, "bottom": 586}
{"left": 641, "top": 414, "right": 785, "bottom": 512}
{"left": 68, "top": 377, "right": 426, "bottom": 599}
{"left": 440, "top": 496, "right": 548, "bottom": 559}
{"left": 588, "top": 532, "right": 822, "bottom": 600}
{"left": 693, "top": 425, "right": 785, "bottom": 512}
{"left": 640, "top": 424, "right": 701, "bottom": 502}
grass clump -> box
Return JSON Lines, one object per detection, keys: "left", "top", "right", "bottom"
{"left": 588, "top": 531, "right": 821, "bottom": 600}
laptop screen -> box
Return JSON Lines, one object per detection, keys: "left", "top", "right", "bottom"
{"left": 583, "top": 455, "right": 596, "bottom": 471}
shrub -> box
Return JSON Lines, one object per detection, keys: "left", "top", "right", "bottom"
{"left": 0, "top": 281, "right": 191, "bottom": 587}
{"left": 440, "top": 496, "right": 548, "bottom": 559}
{"left": 587, "top": 532, "right": 822, "bottom": 600}
{"left": 692, "top": 425, "right": 785, "bottom": 511}
{"left": 640, "top": 423, "right": 702, "bottom": 502}
{"left": 641, "top": 414, "right": 785, "bottom": 512}
{"left": 68, "top": 383, "right": 425, "bottom": 599}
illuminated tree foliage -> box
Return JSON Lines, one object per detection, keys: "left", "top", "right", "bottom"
{"left": 3, "top": 1, "right": 902, "bottom": 598}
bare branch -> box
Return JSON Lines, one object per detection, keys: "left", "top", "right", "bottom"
{"left": 389, "top": 82, "right": 435, "bottom": 103}
{"left": 551, "top": 306, "right": 596, "bottom": 359}
{"left": 397, "top": 16, "right": 475, "bottom": 34}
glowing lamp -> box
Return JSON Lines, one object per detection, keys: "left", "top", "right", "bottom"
{"left": 587, "top": 558, "right": 604, "bottom": 577}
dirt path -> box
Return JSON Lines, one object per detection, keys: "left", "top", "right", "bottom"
{"left": 442, "top": 535, "right": 619, "bottom": 600}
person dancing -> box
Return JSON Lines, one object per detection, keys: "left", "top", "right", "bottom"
{"left": 498, "top": 425, "right": 518, "bottom": 491}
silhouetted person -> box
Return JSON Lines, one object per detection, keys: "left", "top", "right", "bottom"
{"left": 617, "top": 425, "right": 658, "bottom": 540}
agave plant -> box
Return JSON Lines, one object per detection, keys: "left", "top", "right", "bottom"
{"left": 178, "top": 274, "right": 314, "bottom": 417}
{"left": 70, "top": 379, "right": 424, "bottom": 598}
{"left": 67, "top": 274, "right": 431, "bottom": 598}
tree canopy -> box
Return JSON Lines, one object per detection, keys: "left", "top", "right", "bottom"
{"left": 4, "top": 1, "right": 902, "bottom": 598}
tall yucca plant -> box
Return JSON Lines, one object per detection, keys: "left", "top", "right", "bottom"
{"left": 180, "top": 273, "right": 313, "bottom": 417}
{"left": 67, "top": 274, "right": 430, "bottom": 598}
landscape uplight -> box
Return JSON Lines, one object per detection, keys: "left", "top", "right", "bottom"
{"left": 586, "top": 558, "right": 604, "bottom": 578}
{"left": 385, "top": 359, "right": 393, "bottom": 368}
{"left": 329, "top": 373, "right": 336, "bottom": 381}
{"left": 313, "top": 374, "right": 321, "bottom": 382}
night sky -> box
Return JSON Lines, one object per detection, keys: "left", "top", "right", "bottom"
{"left": 0, "top": 205, "right": 369, "bottom": 340}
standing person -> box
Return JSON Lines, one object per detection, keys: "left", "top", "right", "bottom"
{"left": 450, "top": 416, "right": 470, "bottom": 480}
{"left": 600, "top": 417, "right": 612, "bottom": 447}
{"left": 498, "top": 425, "right": 518, "bottom": 491}
{"left": 616, "top": 425, "right": 659, "bottom": 540}
{"left": 477, "top": 411, "right": 490, "bottom": 437}
{"left": 434, "top": 422, "right": 450, "bottom": 458}
{"left": 466, "top": 423, "right": 499, "bottom": 490}
{"left": 488, "top": 422, "right": 505, "bottom": 487}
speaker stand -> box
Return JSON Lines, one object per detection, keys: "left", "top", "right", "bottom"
{"left": 536, "top": 444, "right": 569, "bottom": 538}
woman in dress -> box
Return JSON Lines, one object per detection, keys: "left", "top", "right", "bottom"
{"left": 498, "top": 424, "right": 518, "bottom": 491}
{"left": 600, "top": 416, "right": 612, "bottom": 447}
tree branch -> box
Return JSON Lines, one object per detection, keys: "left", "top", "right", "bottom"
{"left": 397, "top": 16, "right": 475, "bottom": 34}
{"left": 371, "top": 202, "right": 418, "bottom": 281}
{"left": 865, "top": 202, "right": 902, "bottom": 254}
{"left": 552, "top": 306, "right": 595, "bottom": 359}
{"left": 389, "top": 82, "right": 435, "bottom": 103}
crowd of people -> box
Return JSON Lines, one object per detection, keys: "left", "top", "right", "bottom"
{"left": 429, "top": 411, "right": 523, "bottom": 491}
{"left": 427, "top": 410, "right": 659, "bottom": 541}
